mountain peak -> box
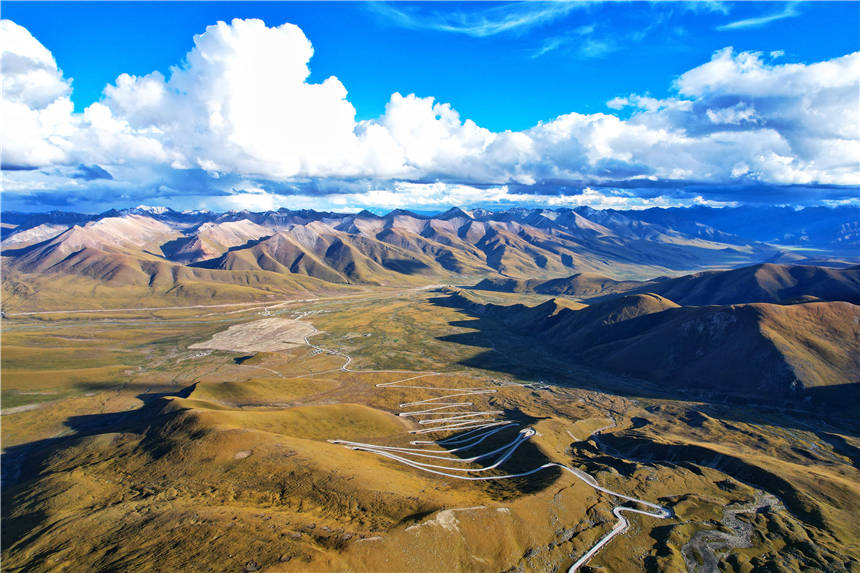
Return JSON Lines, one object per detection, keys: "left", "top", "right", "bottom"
{"left": 437, "top": 207, "right": 474, "bottom": 220}
{"left": 385, "top": 209, "right": 425, "bottom": 219}
{"left": 132, "top": 205, "right": 171, "bottom": 215}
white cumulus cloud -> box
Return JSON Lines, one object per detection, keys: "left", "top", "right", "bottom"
{"left": 1, "top": 20, "right": 76, "bottom": 167}
{"left": 1, "top": 18, "right": 859, "bottom": 211}
{"left": 100, "top": 18, "right": 365, "bottom": 178}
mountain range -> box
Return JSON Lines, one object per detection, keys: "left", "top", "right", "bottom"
{"left": 3, "top": 205, "right": 857, "bottom": 305}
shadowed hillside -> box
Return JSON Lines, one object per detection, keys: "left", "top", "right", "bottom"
{"left": 435, "top": 288, "right": 860, "bottom": 403}
{"left": 472, "top": 263, "right": 860, "bottom": 305}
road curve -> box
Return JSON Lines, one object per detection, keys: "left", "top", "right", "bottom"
{"left": 305, "top": 332, "right": 671, "bottom": 571}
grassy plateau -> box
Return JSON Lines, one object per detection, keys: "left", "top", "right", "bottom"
{"left": 2, "top": 286, "right": 858, "bottom": 572}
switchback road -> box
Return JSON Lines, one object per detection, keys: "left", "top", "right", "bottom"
{"left": 305, "top": 331, "right": 671, "bottom": 571}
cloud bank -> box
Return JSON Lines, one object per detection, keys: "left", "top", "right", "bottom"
{"left": 1, "top": 18, "right": 858, "bottom": 212}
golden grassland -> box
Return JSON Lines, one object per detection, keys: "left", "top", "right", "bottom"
{"left": 1, "top": 288, "right": 858, "bottom": 572}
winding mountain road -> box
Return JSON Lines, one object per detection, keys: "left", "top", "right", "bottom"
{"left": 305, "top": 332, "right": 672, "bottom": 571}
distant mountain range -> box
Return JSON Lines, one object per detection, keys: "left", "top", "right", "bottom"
{"left": 2, "top": 205, "right": 857, "bottom": 309}
{"left": 4, "top": 204, "right": 858, "bottom": 251}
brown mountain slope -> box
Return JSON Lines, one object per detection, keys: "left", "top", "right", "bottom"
{"left": 643, "top": 263, "right": 860, "bottom": 305}
{"left": 370, "top": 226, "right": 494, "bottom": 275}
{"left": 0, "top": 263, "right": 354, "bottom": 311}
{"left": 201, "top": 224, "right": 446, "bottom": 285}
{"left": 0, "top": 224, "right": 68, "bottom": 249}
{"left": 446, "top": 291, "right": 860, "bottom": 400}
{"left": 540, "top": 272, "right": 651, "bottom": 297}
{"left": 164, "top": 219, "right": 271, "bottom": 263}
{"left": 5, "top": 215, "right": 180, "bottom": 279}
{"left": 472, "top": 264, "right": 860, "bottom": 306}
{"left": 0, "top": 216, "right": 361, "bottom": 308}
{"left": 473, "top": 272, "right": 657, "bottom": 297}
{"left": 578, "top": 301, "right": 860, "bottom": 396}
{"left": 542, "top": 293, "right": 681, "bottom": 349}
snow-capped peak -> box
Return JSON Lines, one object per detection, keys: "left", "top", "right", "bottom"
{"left": 133, "top": 205, "right": 170, "bottom": 215}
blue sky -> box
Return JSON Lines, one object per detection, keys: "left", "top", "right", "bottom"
{"left": 7, "top": 1, "right": 858, "bottom": 130}
{"left": 2, "top": 2, "right": 859, "bottom": 212}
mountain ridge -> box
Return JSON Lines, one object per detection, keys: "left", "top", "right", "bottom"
{"left": 439, "top": 288, "right": 860, "bottom": 401}
{"left": 3, "top": 206, "right": 858, "bottom": 309}
{"left": 471, "top": 263, "right": 860, "bottom": 305}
